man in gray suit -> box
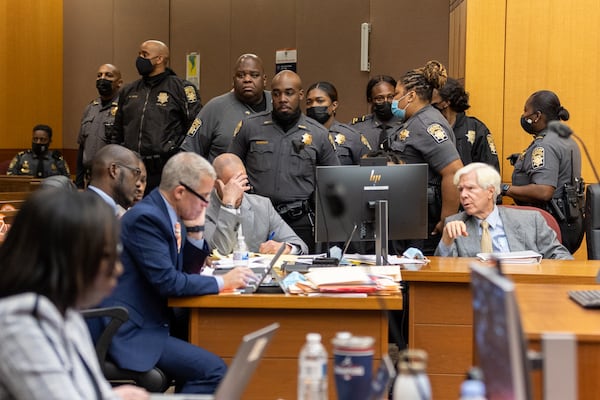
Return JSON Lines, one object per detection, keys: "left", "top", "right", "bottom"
{"left": 205, "top": 153, "right": 308, "bottom": 255}
{"left": 435, "top": 162, "right": 572, "bottom": 259}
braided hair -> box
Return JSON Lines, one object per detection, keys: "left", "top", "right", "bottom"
{"left": 400, "top": 60, "right": 447, "bottom": 102}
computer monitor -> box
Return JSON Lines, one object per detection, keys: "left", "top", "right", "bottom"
{"left": 470, "top": 263, "right": 532, "bottom": 400}
{"left": 314, "top": 164, "right": 428, "bottom": 243}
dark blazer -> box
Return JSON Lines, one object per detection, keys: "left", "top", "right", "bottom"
{"left": 100, "top": 188, "right": 216, "bottom": 372}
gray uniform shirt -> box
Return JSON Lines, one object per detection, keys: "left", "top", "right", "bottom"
{"left": 181, "top": 91, "right": 272, "bottom": 161}
{"left": 228, "top": 111, "right": 340, "bottom": 205}
{"left": 330, "top": 120, "right": 371, "bottom": 165}
{"left": 350, "top": 113, "right": 403, "bottom": 150}
{"left": 77, "top": 96, "right": 118, "bottom": 168}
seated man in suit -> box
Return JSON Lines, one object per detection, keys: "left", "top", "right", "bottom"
{"left": 99, "top": 152, "right": 256, "bottom": 394}
{"left": 435, "top": 162, "right": 572, "bottom": 259}
{"left": 205, "top": 153, "right": 308, "bottom": 254}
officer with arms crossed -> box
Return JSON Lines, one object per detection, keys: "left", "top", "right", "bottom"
{"left": 228, "top": 70, "right": 340, "bottom": 253}
{"left": 181, "top": 54, "right": 272, "bottom": 161}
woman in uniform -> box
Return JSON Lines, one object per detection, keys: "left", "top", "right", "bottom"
{"left": 503, "top": 90, "right": 584, "bottom": 253}
{"left": 390, "top": 60, "right": 463, "bottom": 255}
{"left": 305, "top": 81, "right": 371, "bottom": 165}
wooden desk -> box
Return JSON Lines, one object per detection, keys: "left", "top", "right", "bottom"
{"left": 170, "top": 294, "right": 402, "bottom": 400}
{"left": 0, "top": 176, "right": 41, "bottom": 192}
{"left": 402, "top": 257, "right": 600, "bottom": 400}
{"left": 516, "top": 283, "right": 600, "bottom": 400}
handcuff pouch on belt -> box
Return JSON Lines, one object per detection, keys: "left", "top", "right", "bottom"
{"left": 276, "top": 200, "right": 308, "bottom": 221}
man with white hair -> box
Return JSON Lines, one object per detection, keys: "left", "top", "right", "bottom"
{"left": 435, "top": 162, "right": 572, "bottom": 259}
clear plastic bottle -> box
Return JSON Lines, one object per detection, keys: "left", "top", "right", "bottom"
{"left": 232, "top": 228, "right": 249, "bottom": 268}
{"left": 298, "top": 333, "right": 328, "bottom": 400}
{"left": 392, "top": 349, "right": 431, "bottom": 400}
{"left": 459, "top": 367, "right": 486, "bottom": 400}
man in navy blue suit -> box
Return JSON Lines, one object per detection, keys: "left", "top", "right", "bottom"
{"left": 101, "top": 151, "right": 255, "bottom": 394}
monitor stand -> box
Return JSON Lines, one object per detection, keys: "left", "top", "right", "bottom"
{"left": 375, "top": 200, "right": 389, "bottom": 266}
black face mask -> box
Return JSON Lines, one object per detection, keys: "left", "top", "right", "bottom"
{"left": 520, "top": 115, "right": 538, "bottom": 135}
{"left": 373, "top": 102, "right": 393, "bottom": 121}
{"left": 96, "top": 79, "right": 113, "bottom": 97}
{"left": 32, "top": 142, "right": 48, "bottom": 156}
{"left": 306, "top": 106, "right": 331, "bottom": 125}
{"left": 136, "top": 56, "right": 154, "bottom": 76}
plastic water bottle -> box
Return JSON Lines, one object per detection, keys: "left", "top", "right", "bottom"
{"left": 298, "top": 333, "right": 328, "bottom": 400}
{"left": 392, "top": 349, "right": 431, "bottom": 400}
{"left": 459, "top": 367, "right": 486, "bottom": 400}
{"left": 232, "top": 229, "right": 249, "bottom": 268}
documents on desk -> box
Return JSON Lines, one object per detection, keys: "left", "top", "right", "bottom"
{"left": 288, "top": 266, "right": 401, "bottom": 295}
{"left": 476, "top": 250, "right": 542, "bottom": 264}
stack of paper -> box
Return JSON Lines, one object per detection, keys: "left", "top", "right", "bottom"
{"left": 476, "top": 250, "right": 543, "bottom": 264}
{"left": 301, "top": 266, "right": 400, "bottom": 294}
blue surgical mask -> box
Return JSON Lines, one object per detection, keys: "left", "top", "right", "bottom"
{"left": 391, "top": 93, "right": 410, "bottom": 121}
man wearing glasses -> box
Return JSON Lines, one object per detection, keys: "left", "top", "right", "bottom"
{"left": 96, "top": 151, "right": 255, "bottom": 394}
{"left": 87, "top": 144, "right": 142, "bottom": 216}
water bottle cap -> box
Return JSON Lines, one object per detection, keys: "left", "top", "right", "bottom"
{"left": 306, "top": 333, "right": 322, "bottom": 342}
{"left": 460, "top": 379, "right": 485, "bottom": 396}
{"left": 398, "top": 349, "right": 428, "bottom": 373}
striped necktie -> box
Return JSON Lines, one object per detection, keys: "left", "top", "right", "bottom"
{"left": 174, "top": 222, "right": 182, "bottom": 253}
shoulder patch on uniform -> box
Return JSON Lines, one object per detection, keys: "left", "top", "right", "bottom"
{"left": 334, "top": 133, "right": 346, "bottom": 145}
{"left": 302, "top": 133, "right": 313, "bottom": 146}
{"left": 427, "top": 123, "right": 449, "bottom": 143}
{"left": 360, "top": 134, "right": 372, "bottom": 150}
{"left": 186, "top": 117, "right": 202, "bottom": 137}
{"left": 399, "top": 129, "right": 410, "bottom": 141}
{"left": 531, "top": 146, "right": 545, "bottom": 169}
{"left": 233, "top": 120, "right": 243, "bottom": 137}
{"left": 184, "top": 86, "right": 198, "bottom": 103}
{"left": 350, "top": 115, "right": 369, "bottom": 124}
{"left": 486, "top": 134, "right": 498, "bottom": 155}
{"left": 466, "top": 130, "right": 476, "bottom": 145}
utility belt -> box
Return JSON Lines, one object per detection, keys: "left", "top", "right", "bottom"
{"left": 275, "top": 200, "right": 313, "bottom": 222}
{"left": 546, "top": 180, "right": 585, "bottom": 223}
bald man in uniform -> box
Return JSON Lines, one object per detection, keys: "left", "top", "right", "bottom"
{"left": 228, "top": 70, "right": 339, "bottom": 252}
{"left": 113, "top": 40, "right": 202, "bottom": 192}
{"left": 76, "top": 63, "right": 123, "bottom": 188}
{"left": 181, "top": 54, "right": 272, "bottom": 161}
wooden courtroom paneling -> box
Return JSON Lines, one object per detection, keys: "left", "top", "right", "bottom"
{"left": 0, "top": 1, "right": 63, "bottom": 149}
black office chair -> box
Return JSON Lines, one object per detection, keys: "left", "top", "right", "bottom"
{"left": 81, "top": 306, "right": 171, "bottom": 393}
{"left": 585, "top": 183, "right": 600, "bottom": 259}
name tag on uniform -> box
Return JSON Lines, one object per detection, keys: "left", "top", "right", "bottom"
{"left": 255, "top": 140, "right": 269, "bottom": 145}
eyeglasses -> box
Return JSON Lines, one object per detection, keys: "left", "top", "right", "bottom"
{"left": 179, "top": 181, "right": 209, "bottom": 204}
{"left": 114, "top": 163, "right": 142, "bottom": 178}
{"left": 372, "top": 95, "right": 395, "bottom": 104}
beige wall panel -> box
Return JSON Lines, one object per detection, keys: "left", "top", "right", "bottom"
{"left": 0, "top": 1, "right": 62, "bottom": 150}
{"left": 112, "top": 0, "right": 170, "bottom": 87}
{"left": 503, "top": 0, "right": 600, "bottom": 184}
{"left": 63, "top": 0, "right": 115, "bottom": 149}
{"left": 370, "top": 0, "right": 449, "bottom": 87}
{"left": 296, "top": 0, "right": 369, "bottom": 121}
{"left": 170, "top": 0, "right": 232, "bottom": 103}
{"left": 448, "top": 1, "right": 466, "bottom": 80}
{"left": 464, "top": 0, "right": 506, "bottom": 177}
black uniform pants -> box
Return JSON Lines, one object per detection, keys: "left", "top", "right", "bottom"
{"left": 281, "top": 213, "right": 316, "bottom": 254}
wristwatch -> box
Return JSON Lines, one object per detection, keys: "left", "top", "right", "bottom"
{"left": 501, "top": 184, "right": 511, "bottom": 196}
{"left": 185, "top": 225, "right": 205, "bottom": 233}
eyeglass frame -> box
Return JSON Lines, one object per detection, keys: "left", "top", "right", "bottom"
{"left": 179, "top": 181, "right": 209, "bottom": 204}
{"left": 113, "top": 163, "right": 142, "bottom": 178}
{"left": 371, "top": 94, "right": 395, "bottom": 105}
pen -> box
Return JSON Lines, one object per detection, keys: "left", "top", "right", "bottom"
{"left": 268, "top": 231, "right": 276, "bottom": 241}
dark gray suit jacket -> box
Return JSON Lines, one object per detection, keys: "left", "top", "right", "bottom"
{"left": 434, "top": 206, "right": 573, "bottom": 260}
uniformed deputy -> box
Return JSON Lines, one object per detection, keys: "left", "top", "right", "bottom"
{"left": 75, "top": 63, "right": 123, "bottom": 188}
{"left": 180, "top": 54, "right": 272, "bottom": 161}
{"left": 113, "top": 40, "right": 201, "bottom": 192}
{"left": 504, "top": 90, "right": 584, "bottom": 253}
{"left": 305, "top": 81, "right": 370, "bottom": 165}
{"left": 228, "top": 70, "right": 340, "bottom": 253}
{"left": 7, "top": 124, "right": 70, "bottom": 178}
{"left": 350, "top": 75, "right": 403, "bottom": 151}
{"left": 432, "top": 77, "right": 500, "bottom": 171}
{"left": 389, "top": 60, "right": 463, "bottom": 255}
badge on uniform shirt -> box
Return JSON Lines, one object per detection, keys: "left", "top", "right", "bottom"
{"left": 360, "top": 134, "right": 372, "bottom": 150}
{"left": 531, "top": 146, "right": 545, "bottom": 169}
{"left": 467, "top": 130, "right": 476, "bottom": 145}
{"left": 186, "top": 118, "right": 202, "bottom": 137}
{"left": 184, "top": 86, "right": 197, "bottom": 103}
{"left": 399, "top": 129, "right": 410, "bottom": 141}
{"left": 233, "top": 120, "right": 243, "bottom": 137}
{"left": 334, "top": 133, "right": 346, "bottom": 145}
{"left": 486, "top": 134, "right": 498, "bottom": 155}
{"left": 111, "top": 105, "right": 118, "bottom": 116}
{"left": 302, "top": 133, "right": 313, "bottom": 146}
{"left": 427, "top": 123, "right": 448, "bottom": 143}
{"left": 21, "top": 160, "right": 30, "bottom": 174}
{"left": 51, "top": 163, "right": 57, "bottom": 171}
{"left": 157, "top": 92, "right": 169, "bottom": 105}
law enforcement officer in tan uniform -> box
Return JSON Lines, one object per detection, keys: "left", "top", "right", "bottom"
{"left": 7, "top": 124, "right": 70, "bottom": 179}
